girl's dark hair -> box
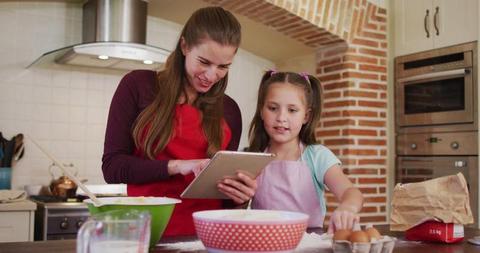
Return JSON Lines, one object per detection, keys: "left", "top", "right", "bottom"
{"left": 133, "top": 6, "right": 241, "bottom": 159}
{"left": 248, "top": 71, "right": 323, "bottom": 152}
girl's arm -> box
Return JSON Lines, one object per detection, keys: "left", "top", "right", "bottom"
{"left": 324, "top": 164, "right": 364, "bottom": 233}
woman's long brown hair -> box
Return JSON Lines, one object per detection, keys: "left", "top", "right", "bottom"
{"left": 248, "top": 71, "right": 323, "bottom": 152}
{"left": 132, "top": 7, "right": 241, "bottom": 159}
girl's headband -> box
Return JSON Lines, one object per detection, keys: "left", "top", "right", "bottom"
{"left": 299, "top": 72, "right": 310, "bottom": 83}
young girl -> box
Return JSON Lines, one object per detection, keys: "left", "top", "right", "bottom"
{"left": 248, "top": 71, "right": 364, "bottom": 233}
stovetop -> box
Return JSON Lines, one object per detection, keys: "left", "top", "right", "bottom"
{"left": 29, "top": 195, "right": 88, "bottom": 209}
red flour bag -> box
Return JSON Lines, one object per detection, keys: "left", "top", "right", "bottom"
{"left": 405, "top": 220, "right": 464, "bottom": 243}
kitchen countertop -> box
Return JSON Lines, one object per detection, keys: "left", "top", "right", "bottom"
{"left": 1, "top": 225, "right": 479, "bottom": 253}
{"left": 0, "top": 199, "right": 36, "bottom": 211}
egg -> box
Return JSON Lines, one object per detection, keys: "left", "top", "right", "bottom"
{"left": 333, "top": 229, "right": 352, "bottom": 241}
{"left": 348, "top": 230, "right": 370, "bottom": 243}
{"left": 365, "top": 226, "right": 382, "bottom": 241}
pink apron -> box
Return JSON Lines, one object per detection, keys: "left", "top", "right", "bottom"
{"left": 251, "top": 158, "right": 324, "bottom": 227}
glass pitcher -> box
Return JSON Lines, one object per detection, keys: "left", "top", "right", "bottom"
{"left": 77, "top": 209, "right": 151, "bottom": 253}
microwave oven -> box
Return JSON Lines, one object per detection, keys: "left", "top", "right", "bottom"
{"left": 395, "top": 42, "right": 477, "bottom": 133}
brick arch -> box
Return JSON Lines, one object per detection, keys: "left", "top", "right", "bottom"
{"left": 205, "top": 0, "right": 389, "bottom": 226}
{"left": 204, "top": 0, "right": 385, "bottom": 49}
{"left": 204, "top": 0, "right": 341, "bottom": 47}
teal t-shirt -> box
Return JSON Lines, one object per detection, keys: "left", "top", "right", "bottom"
{"left": 300, "top": 144, "right": 342, "bottom": 216}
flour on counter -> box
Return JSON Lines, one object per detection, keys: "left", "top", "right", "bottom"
{"left": 156, "top": 240, "right": 205, "bottom": 252}
{"left": 156, "top": 232, "right": 331, "bottom": 252}
{"left": 295, "top": 232, "right": 332, "bottom": 252}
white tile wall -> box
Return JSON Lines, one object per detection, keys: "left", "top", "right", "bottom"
{"left": 0, "top": 1, "right": 274, "bottom": 189}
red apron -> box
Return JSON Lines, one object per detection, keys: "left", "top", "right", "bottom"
{"left": 128, "top": 104, "right": 231, "bottom": 236}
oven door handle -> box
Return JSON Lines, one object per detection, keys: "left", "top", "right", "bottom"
{"left": 398, "top": 68, "right": 469, "bottom": 83}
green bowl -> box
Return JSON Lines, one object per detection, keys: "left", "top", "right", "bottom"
{"left": 84, "top": 197, "right": 181, "bottom": 247}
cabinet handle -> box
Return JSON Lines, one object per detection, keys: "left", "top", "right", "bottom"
{"left": 397, "top": 68, "right": 468, "bottom": 83}
{"left": 434, "top": 6, "right": 439, "bottom": 35}
{"left": 424, "top": 9, "right": 430, "bottom": 38}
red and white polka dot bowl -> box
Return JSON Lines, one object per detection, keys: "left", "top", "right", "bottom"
{"left": 193, "top": 209, "right": 309, "bottom": 252}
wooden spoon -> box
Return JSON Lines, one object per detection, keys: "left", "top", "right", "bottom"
{"left": 27, "top": 135, "right": 102, "bottom": 206}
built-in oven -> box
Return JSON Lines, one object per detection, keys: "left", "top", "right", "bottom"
{"left": 395, "top": 42, "right": 477, "bottom": 133}
{"left": 396, "top": 130, "right": 479, "bottom": 227}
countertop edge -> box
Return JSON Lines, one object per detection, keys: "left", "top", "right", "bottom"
{"left": 0, "top": 200, "right": 37, "bottom": 211}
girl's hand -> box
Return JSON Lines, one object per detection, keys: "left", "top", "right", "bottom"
{"left": 217, "top": 171, "right": 257, "bottom": 205}
{"left": 323, "top": 165, "right": 363, "bottom": 234}
{"left": 168, "top": 159, "right": 210, "bottom": 176}
{"left": 327, "top": 205, "right": 360, "bottom": 234}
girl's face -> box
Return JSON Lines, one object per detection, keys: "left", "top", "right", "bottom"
{"left": 261, "top": 82, "right": 310, "bottom": 146}
{"left": 181, "top": 38, "right": 236, "bottom": 94}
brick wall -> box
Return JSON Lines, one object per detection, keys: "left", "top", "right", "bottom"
{"left": 205, "top": 0, "right": 388, "bottom": 225}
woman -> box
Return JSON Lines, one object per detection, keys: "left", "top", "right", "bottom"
{"left": 102, "top": 6, "right": 256, "bottom": 236}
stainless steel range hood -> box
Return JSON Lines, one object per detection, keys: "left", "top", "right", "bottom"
{"left": 29, "top": 0, "right": 170, "bottom": 71}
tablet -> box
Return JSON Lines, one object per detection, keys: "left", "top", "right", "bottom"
{"left": 180, "top": 151, "right": 275, "bottom": 199}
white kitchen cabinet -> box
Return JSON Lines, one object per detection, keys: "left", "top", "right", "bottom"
{"left": 394, "top": 0, "right": 478, "bottom": 56}
{"left": 0, "top": 200, "right": 36, "bottom": 242}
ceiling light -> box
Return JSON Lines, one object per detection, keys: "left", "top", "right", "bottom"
{"left": 143, "top": 60, "right": 154, "bottom": 65}
{"left": 98, "top": 55, "right": 109, "bottom": 60}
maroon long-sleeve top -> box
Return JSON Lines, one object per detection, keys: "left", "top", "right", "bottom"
{"left": 102, "top": 70, "right": 242, "bottom": 184}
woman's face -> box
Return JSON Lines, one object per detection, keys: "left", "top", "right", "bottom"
{"left": 261, "top": 82, "right": 310, "bottom": 146}
{"left": 181, "top": 38, "right": 237, "bottom": 94}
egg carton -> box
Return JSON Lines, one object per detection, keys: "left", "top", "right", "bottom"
{"left": 332, "top": 236, "right": 396, "bottom": 253}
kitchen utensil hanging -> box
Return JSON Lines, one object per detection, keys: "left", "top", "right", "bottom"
{"left": 0, "top": 132, "right": 25, "bottom": 167}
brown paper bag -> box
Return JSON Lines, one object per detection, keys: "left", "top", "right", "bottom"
{"left": 390, "top": 172, "right": 473, "bottom": 231}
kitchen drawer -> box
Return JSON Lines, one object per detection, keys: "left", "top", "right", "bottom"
{"left": 0, "top": 211, "right": 34, "bottom": 242}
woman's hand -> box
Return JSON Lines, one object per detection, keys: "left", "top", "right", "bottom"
{"left": 168, "top": 159, "right": 210, "bottom": 176}
{"left": 217, "top": 171, "right": 257, "bottom": 205}
{"left": 327, "top": 204, "right": 360, "bottom": 233}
